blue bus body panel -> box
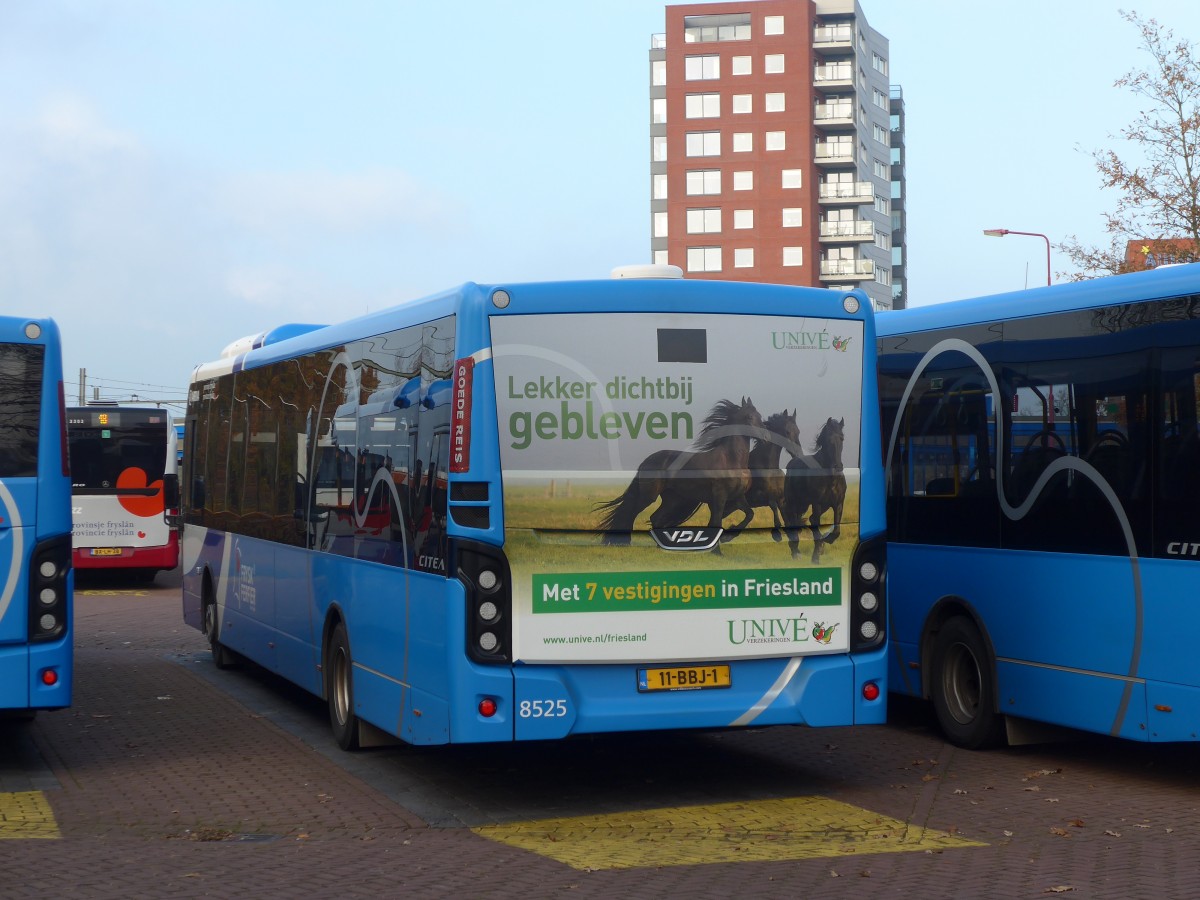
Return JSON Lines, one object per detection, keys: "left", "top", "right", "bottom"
{"left": 0, "top": 316, "right": 73, "bottom": 712}
{"left": 184, "top": 278, "right": 886, "bottom": 744}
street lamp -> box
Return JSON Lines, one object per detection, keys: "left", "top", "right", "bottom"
{"left": 983, "top": 229, "right": 1052, "bottom": 286}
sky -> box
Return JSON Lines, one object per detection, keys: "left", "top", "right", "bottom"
{"left": 4, "top": 0, "right": 1200, "bottom": 412}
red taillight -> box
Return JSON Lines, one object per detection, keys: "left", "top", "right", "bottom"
{"left": 450, "top": 357, "right": 474, "bottom": 473}
{"left": 478, "top": 697, "right": 497, "bottom": 717}
{"left": 862, "top": 681, "right": 880, "bottom": 702}
{"left": 41, "top": 669, "right": 59, "bottom": 687}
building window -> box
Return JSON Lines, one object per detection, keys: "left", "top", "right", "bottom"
{"left": 873, "top": 158, "right": 888, "bottom": 179}
{"left": 765, "top": 92, "right": 785, "bottom": 112}
{"left": 782, "top": 208, "right": 802, "bottom": 227}
{"left": 734, "top": 248, "right": 755, "bottom": 268}
{"left": 652, "top": 98, "right": 667, "bottom": 124}
{"left": 875, "top": 230, "right": 891, "bottom": 250}
{"left": 874, "top": 194, "right": 890, "bottom": 215}
{"left": 875, "top": 267, "right": 892, "bottom": 286}
{"left": 654, "top": 249, "right": 669, "bottom": 266}
{"left": 732, "top": 132, "right": 753, "bottom": 152}
{"left": 653, "top": 173, "right": 668, "bottom": 200}
{"left": 685, "top": 54, "right": 720, "bottom": 80}
{"left": 686, "top": 169, "right": 721, "bottom": 195}
{"left": 686, "top": 93, "right": 721, "bottom": 119}
{"left": 687, "top": 246, "right": 722, "bottom": 272}
{"left": 781, "top": 169, "right": 802, "bottom": 189}
{"left": 873, "top": 122, "right": 889, "bottom": 144}
{"left": 764, "top": 53, "right": 785, "bottom": 74}
{"left": 764, "top": 15, "right": 784, "bottom": 36}
{"left": 733, "top": 170, "right": 754, "bottom": 190}
{"left": 732, "top": 55, "right": 752, "bottom": 75}
{"left": 783, "top": 247, "right": 804, "bottom": 267}
{"left": 873, "top": 88, "right": 888, "bottom": 110}
{"left": 765, "top": 131, "right": 786, "bottom": 151}
{"left": 684, "top": 14, "right": 751, "bottom": 43}
{"left": 685, "top": 131, "right": 721, "bottom": 157}
{"left": 732, "top": 94, "right": 752, "bottom": 114}
{"left": 734, "top": 209, "right": 754, "bottom": 229}
{"left": 652, "top": 59, "right": 666, "bottom": 86}
{"left": 686, "top": 208, "right": 722, "bottom": 234}
{"left": 872, "top": 52, "right": 888, "bottom": 75}
{"left": 652, "top": 136, "right": 667, "bottom": 162}
{"left": 654, "top": 212, "right": 668, "bottom": 238}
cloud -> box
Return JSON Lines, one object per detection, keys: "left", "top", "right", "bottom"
{"left": 216, "top": 168, "right": 459, "bottom": 236}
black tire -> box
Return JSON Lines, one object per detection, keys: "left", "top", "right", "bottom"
{"left": 929, "top": 616, "right": 1005, "bottom": 749}
{"left": 327, "top": 621, "right": 360, "bottom": 751}
{"left": 203, "top": 597, "right": 236, "bottom": 671}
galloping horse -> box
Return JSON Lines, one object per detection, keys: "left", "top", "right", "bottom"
{"left": 782, "top": 417, "right": 847, "bottom": 562}
{"left": 596, "top": 397, "right": 764, "bottom": 546}
{"left": 745, "top": 409, "right": 801, "bottom": 542}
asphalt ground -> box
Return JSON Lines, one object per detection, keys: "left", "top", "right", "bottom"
{"left": 2, "top": 571, "right": 1200, "bottom": 898}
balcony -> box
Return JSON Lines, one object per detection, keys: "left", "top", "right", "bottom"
{"left": 818, "top": 182, "right": 874, "bottom": 205}
{"left": 813, "top": 24, "right": 853, "bottom": 49}
{"left": 651, "top": 33, "right": 666, "bottom": 50}
{"left": 814, "top": 102, "right": 853, "bottom": 126}
{"left": 819, "top": 221, "right": 875, "bottom": 242}
{"left": 819, "top": 258, "right": 875, "bottom": 281}
{"left": 813, "top": 64, "right": 853, "bottom": 91}
{"left": 814, "top": 142, "right": 854, "bottom": 165}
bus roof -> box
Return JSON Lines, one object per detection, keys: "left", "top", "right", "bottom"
{"left": 878, "top": 262, "right": 1200, "bottom": 337}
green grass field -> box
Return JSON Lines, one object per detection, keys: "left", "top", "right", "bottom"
{"left": 501, "top": 477, "right": 861, "bottom": 576}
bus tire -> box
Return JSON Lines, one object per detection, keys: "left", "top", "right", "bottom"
{"left": 327, "top": 621, "right": 360, "bottom": 751}
{"left": 203, "top": 597, "right": 236, "bottom": 671}
{"left": 929, "top": 616, "right": 1005, "bottom": 750}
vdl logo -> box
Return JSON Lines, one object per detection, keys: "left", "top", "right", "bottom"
{"left": 651, "top": 527, "right": 723, "bottom": 552}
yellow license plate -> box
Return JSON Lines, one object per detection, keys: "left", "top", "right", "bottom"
{"left": 638, "top": 664, "right": 731, "bottom": 692}
{"left": 90, "top": 548, "right": 123, "bottom": 557}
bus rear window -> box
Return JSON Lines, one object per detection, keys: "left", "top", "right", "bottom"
{"left": 68, "top": 422, "right": 168, "bottom": 490}
{"left": 0, "top": 342, "right": 44, "bottom": 478}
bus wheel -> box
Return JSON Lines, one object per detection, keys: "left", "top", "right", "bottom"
{"left": 327, "top": 622, "right": 360, "bottom": 751}
{"left": 930, "top": 616, "right": 1005, "bottom": 749}
{"left": 203, "top": 598, "right": 236, "bottom": 671}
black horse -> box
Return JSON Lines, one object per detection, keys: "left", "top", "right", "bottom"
{"left": 746, "top": 409, "right": 802, "bottom": 542}
{"left": 782, "top": 417, "right": 847, "bottom": 562}
{"left": 596, "top": 397, "right": 764, "bottom": 546}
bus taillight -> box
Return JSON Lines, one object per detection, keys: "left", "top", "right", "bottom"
{"left": 450, "top": 357, "right": 474, "bottom": 473}
{"left": 862, "top": 681, "right": 880, "bottom": 702}
{"left": 850, "top": 536, "right": 886, "bottom": 651}
{"left": 478, "top": 698, "right": 498, "bottom": 717}
{"left": 456, "top": 542, "right": 512, "bottom": 664}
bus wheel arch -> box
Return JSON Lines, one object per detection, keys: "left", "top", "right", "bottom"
{"left": 323, "top": 611, "right": 360, "bottom": 751}
{"left": 201, "top": 569, "right": 236, "bottom": 670}
{"left": 922, "top": 600, "right": 1006, "bottom": 750}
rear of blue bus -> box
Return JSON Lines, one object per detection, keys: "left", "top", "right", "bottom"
{"left": 445, "top": 277, "right": 886, "bottom": 741}
{"left": 0, "top": 317, "right": 73, "bottom": 715}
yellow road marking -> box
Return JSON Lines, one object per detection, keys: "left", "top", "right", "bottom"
{"left": 473, "top": 796, "right": 984, "bottom": 870}
{"left": 0, "top": 792, "right": 60, "bottom": 839}
{"left": 77, "top": 590, "right": 151, "bottom": 597}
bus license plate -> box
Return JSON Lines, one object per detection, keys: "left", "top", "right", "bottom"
{"left": 638, "top": 665, "right": 731, "bottom": 692}
{"left": 90, "top": 548, "right": 124, "bottom": 557}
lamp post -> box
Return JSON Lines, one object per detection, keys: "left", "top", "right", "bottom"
{"left": 983, "top": 228, "right": 1052, "bottom": 286}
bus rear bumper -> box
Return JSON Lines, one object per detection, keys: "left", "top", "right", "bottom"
{"left": 501, "top": 651, "right": 887, "bottom": 741}
{"left": 0, "top": 639, "right": 72, "bottom": 712}
{"left": 74, "top": 536, "right": 180, "bottom": 571}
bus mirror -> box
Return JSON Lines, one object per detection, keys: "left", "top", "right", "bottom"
{"left": 163, "top": 473, "right": 180, "bottom": 510}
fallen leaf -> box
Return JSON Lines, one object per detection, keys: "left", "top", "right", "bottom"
{"left": 1044, "top": 887, "right": 1075, "bottom": 894}
{"left": 1104, "top": 830, "right": 1121, "bottom": 837}
{"left": 1003, "top": 830, "right": 1014, "bottom": 837}
{"left": 1068, "top": 819, "right": 1085, "bottom": 828}
{"left": 1049, "top": 827, "right": 1071, "bottom": 838}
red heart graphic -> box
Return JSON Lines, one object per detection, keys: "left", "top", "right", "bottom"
{"left": 116, "top": 468, "right": 165, "bottom": 518}
{"left": 137, "top": 531, "right": 146, "bottom": 539}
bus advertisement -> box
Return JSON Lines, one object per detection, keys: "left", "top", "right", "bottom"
{"left": 879, "top": 262, "right": 1200, "bottom": 747}
{"left": 67, "top": 406, "right": 181, "bottom": 578}
{"left": 0, "top": 315, "right": 73, "bottom": 716}
{"left": 182, "top": 271, "right": 886, "bottom": 748}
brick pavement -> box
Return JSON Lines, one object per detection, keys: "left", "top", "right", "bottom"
{"left": 2, "top": 580, "right": 1200, "bottom": 898}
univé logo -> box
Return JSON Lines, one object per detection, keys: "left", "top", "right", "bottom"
{"left": 651, "top": 527, "right": 723, "bottom": 551}
{"left": 770, "top": 331, "right": 852, "bottom": 352}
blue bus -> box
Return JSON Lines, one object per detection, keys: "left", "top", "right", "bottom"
{"left": 182, "top": 268, "right": 886, "bottom": 748}
{"left": 879, "top": 263, "right": 1200, "bottom": 747}
{"left": 0, "top": 315, "right": 73, "bottom": 718}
